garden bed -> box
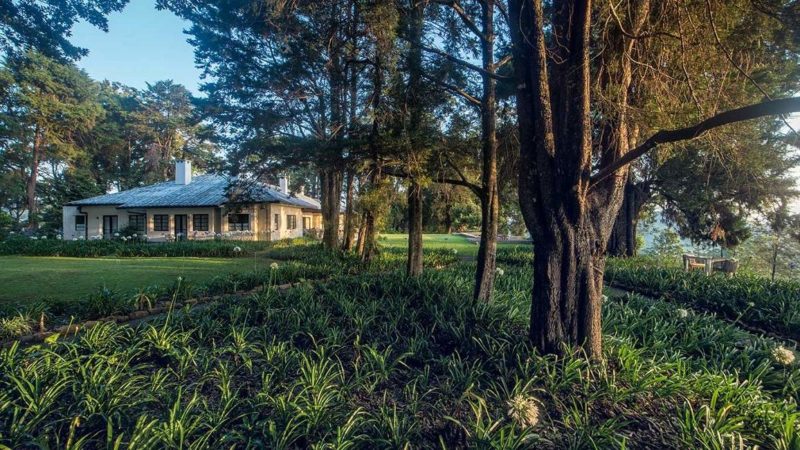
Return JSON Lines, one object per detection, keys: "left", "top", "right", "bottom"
{"left": 0, "top": 264, "right": 797, "bottom": 448}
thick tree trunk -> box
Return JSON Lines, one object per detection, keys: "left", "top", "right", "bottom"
{"left": 359, "top": 46, "right": 385, "bottom": 264}
{"left": 404, "top": 0, "right": 425, "bottom": 276}
{"left": 320, "top": 168, "right": 343, "bottom": 249}
{"left": 607, "top": 179, "right": 649, "bottom": 257}
{"left": 407, "top": 179, "right": 424, "bottom": 276}
{"left": 509, "top": 0, "right": 611, "bottom": 359}
{"left": 473, "top": 0, "right": 499, "bottom": 302}
{"left": 530, "top": 221, "right": 604, "bottom": 357}
{"left": 342, "top": 170, "right": 356, "bottom": 251}
{"left": 26, "top": 126, "right": 43, "bottom": 230}
{"left": 507, "top": 0, "right": 654, "bottom": 359}
{"left": 443, "top": 198, "right": 453, "bottom": 234}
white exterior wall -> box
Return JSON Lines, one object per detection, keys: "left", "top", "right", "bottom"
{"left": 267, "top": 204, "right": 307, "bottom": 241}
{"left": 143, "top": 207, "right": 219, "bottom": 241}
{"left": 63, "top": 203, "right": 324, "bottom": 242}
{"left": 62, "top": 206, "right": 83, "bottom": 240}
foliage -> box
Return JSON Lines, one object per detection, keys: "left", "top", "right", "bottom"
{"left": 0, "top": 0, "right": 128, "bottom": 60}
{"left": 606, "top": 257, "right": 800, "bottom": 341}
{"left": 645, "top": 227, "right": 685, "bottom": 260}
{"left": 1, "top": 260, "right": 798, "bottom": 447}
{"left": 0, "top": 235, "right": 277, "bottom": 258}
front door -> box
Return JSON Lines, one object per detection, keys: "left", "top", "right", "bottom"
{"left": 174, "top": 215, "right": 187, "bottom": 240}
{"left": 102, "top": 215, "right": 118, "bottom": 238}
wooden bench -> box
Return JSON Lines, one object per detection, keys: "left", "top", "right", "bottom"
{"left": 682, "top": 254, "right": 738, "bottom": 276}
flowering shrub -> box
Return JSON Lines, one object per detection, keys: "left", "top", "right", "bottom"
{"left": 772, "top": 346, "right": 796, "bottom": 366}
{"left": 507, "top": 395, "right": 542, "bottom": 428}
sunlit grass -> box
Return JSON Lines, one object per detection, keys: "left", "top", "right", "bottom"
{"left": 0, "top": 256, "right": 264, "bottom": 305}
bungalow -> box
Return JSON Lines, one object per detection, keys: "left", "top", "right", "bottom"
{"left": 62, "top": 161, "right": 326, "bottom": 241}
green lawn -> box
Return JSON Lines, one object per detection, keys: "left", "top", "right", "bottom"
{"left": 0, "top": 234, "right": 526, "bottom": 305}
{"left": 0, "top": 256, "right": 263, "bottom": 304}
{"left": 380, "top": 233, "right": 527, "bottom": 255}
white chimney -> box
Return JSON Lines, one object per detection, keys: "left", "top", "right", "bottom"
{"left": 175, "top": 160, "right": 192, "bottom": 185}
{"left": 279, "top": 175, "right": 289, "bottom": 194}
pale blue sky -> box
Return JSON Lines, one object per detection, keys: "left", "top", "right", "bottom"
{"left": 70, "top": 1, "right": 203, "bottom": 94}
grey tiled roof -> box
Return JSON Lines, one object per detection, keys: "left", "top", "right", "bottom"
{"left": 68, "top": 175, "right": 322, "bottom": 211}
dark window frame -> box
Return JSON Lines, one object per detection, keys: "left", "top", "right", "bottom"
{"left": 154, "top": 215, "right": 169, "bottom": 232}
{"left": 273, "top": 213, "right": 280, "bottom": 230}
{"left": 193, "top": 214, "right": 209, "bottom": 231}
{"left": 287, "top": 214, "right": 297, "bottom": 230}
{"left": 228, "top": 213, "right": 250, "bottom": 231}
{"left": 75, "top": 215, "right": 86, "bottom": 232}
{"left": 128, "top": 214, "right": 145, "bottom": 232}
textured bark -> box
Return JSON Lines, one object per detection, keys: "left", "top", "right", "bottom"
{"left": 404, "top": 0, "right": 426, "bottom": 276}
{"left": 341, "top": 170, "right": 356, "bottom": 251}
{"left": 407, "top": 179, "right": 424, "bottom": 276}
{"left": 507, "top": 0, "right": 794, "bottom": 358}
{"left": 359, "top": 47, "right": 385, "bottom": 264}
{"left": 607, "top": 178, "right": 650, "bottom": 257}
{"left": 26, "top": 126, "right": 43, "bottom": 230}
{"left": 443, "top": 195, "right": 453, "bottom": 234}
{"left": 473, "top": 0, "right": 499, "bottom": 302}
{"left": 320, "top": 168, "right": 343, "bottom": 249}
{"left": 510, "top": 0, "right": 615, "bottom": 359}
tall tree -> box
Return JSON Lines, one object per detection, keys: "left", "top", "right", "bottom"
{"left": 160, "top": 0, "right": 363, "bottom": 250}
{"left": 508, "top": 0, "right": 800, "bottom": 359}
{"left": 3, "top": 52, "right": 103, "bottom": 229}
{"left": 603, "top": 0, "right": 800, "bottom": 257}
{"left": 0, "top": 0, "right": 128, "bottom": 60}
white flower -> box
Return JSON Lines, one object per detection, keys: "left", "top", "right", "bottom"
{"left": 114, "top": 232, "right": 120, "bottom": 237}
{"left": 747, "top": 302, "right": 755, "bottom": 308}
{"left": 507, "top": 395, "right": 542, "bottom": 428}
{"left": 772, "top": 346, "right": 796, "bottom": 366}
{"left": 132, "top": 233, "right": 137, "bottom": 238}
{"left": 56, "top": 235, "right": 61, "bottom": 240}
{"left": 451, "top": 248, "right": 458, "bottom": 255}
{"left": 9, "top": 231, "right": 14, "bottom": 235}
{"left": 233, "top": 246, "right": 242, "bottom": 253}
{"left": 31, "top": 236, "right": 37, "bottom": 240}
{"left": 270, "top": 262, "right": 279, "bottom": 270}
{"left": 676, "top": 308, "right": 690, "bottom": 319}
{"left": 40, "top": 236, "right": 46, "bottom": 240}
{"left": 495, "top": 267, "right": 505, "bottom": 276}
{"left": 177, "top": 276, "right": 183, "bottom": 282}
{"left": 72, "top": 238, "right": 78, "bottom": 241}
{"left": 122, "top": 236, "right": 128, "bottom": 241}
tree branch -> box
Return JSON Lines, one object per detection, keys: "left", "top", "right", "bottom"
{"left": 432, "top": 0, "right": 486, "bottom": 41}
{"left": 420, "top": 72, "right": 481, "bottom": 107}
{"left": 416, "top": 42, "right": 509, "bottom": 81}
{"left": 383, "top": 166, "right": 482, "bottom": 195}
{"left": 589, "top": 97, "right": 800, "bottom": 189}
{"left": 608, "top": 0, "right": 680, "bottom": 40}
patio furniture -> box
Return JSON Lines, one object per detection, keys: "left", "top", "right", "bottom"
{"left": 682, "top": 254, "right": 738, "bottom": 276}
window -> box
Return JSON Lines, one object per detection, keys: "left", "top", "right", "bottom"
{"left": 154, "top": 215, "right": 169, "bottom": 232}
{"left": 193, "top": 214, "right": 209, "bottom": 231}
{"left": 287, "top": 215, "right": 297, "bottom": 230}
{"left": 75, "top": 215, "right": 86, "bottom": 233}
{"left": 302, "top": 217, "right": 311, "bottom": 230}
{"left": 103, "top": 216, "right": 118, "bottom": 236}
{"left": 273, "top": 213, "right": 280, "bottom": 230}
{"left": 128, "top": 214, "right": 145, "bottom": 232}
{"left": 228, "top": 214, "right": 250, "bottom": 231}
